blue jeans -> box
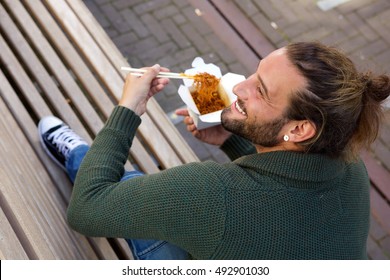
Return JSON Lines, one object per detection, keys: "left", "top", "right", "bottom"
{"left": 66, "top": 145, "right": 190, "bottom": 260}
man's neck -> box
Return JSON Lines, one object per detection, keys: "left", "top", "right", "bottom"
{"left": 255, "top": 142, "right": 302, "bottom": 154}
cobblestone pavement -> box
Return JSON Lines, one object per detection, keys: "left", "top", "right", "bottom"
{"left": 84, "top": 0, "right": 390, "bottom": 259}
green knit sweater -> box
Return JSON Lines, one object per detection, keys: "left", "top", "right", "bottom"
{"left": 68, "top": 106, "right": 370, "bottom": 259}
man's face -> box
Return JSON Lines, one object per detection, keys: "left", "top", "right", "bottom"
{"left": 221, "top": 48, "right": 307, "bottom": 147}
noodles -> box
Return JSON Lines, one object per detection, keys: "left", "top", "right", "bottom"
{"left": 190, "top": 72, "right": 226, "bottom": 114}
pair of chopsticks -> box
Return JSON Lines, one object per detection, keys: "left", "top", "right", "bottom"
{"left": 121, "top": 67, "right": 194, "bottom": 79}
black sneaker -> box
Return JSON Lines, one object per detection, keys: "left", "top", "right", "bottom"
{"left": 38, "top": 116, "right": 88, "bottom": 170}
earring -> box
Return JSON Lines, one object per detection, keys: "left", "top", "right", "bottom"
{"left": 283, "top": 135, "right": 289, "bottom": 142}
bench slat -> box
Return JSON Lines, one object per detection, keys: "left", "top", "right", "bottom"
{"left": 0, "top": 207, "right": 29, "bottom": 260}
{"left": 0, "top": 4, "right": 92, "bottom": 143}
{"left": 3, "top": 0, "right": 137, "bottom": 174}
{"left": 3, "top": 0, "right": 104, "bottom": 137}
{"left": 0, "top": 95, "right": 98, "bottom": 259}
{"left": 0, "top": 57, "right": 73, "bottom": 200}
{"left": 65, "top": 0, "right": 199, "bottom": 164}
{"left": 45, "top": 0, "right": 183, "bottom": 169}
{"left": 0, "top": 44, "right": 126, "bottom": 260}
{"left": 21, "top": 0, "right": 158, "bottom": 174}
{"left": 0, "top": 68, "right": 123, "bottom": 259}
{"left": 46, "top": 0, "right": 197, "bottom": 168}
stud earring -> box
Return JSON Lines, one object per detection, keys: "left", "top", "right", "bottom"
{"left": 283, "top": 135, "right": 289, "bottom": 142}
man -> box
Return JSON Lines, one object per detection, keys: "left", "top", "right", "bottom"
{"left": 38, "top": 42, "right": 390, "bottom": 259}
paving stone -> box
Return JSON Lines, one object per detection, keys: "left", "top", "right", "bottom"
{"left": 180, "top": 24, "right": 212, "bottom": 53}
{"left": 228, "top": 62, "right": 251, "bottom": 77}
{"left": 133, "top": 0, "right": 171, "bottom": 15}
{"left": 251, "top": 12, "right": 287, "bottom": 44}
{"left": 372, "top": 139, "right": 390, "bottom": 171}
{"left": 92, "top": 0, "right": 110, "bottom": 5}
{"left": 253, "top": 0, "right": 282, "bottom": 20}
{"left": 139, "top": 41, "right": 179, "bottom": 65}
{"left": 204, "top": 34, "right": 237, "bottom": 65}
{"left": 235, "top": 0, "right": 260, "bottom": 17}
{"left": 121, "top": 9, "right": 150, "bottom": 38}
{"left": 367, "top": 9, "right": 390, "bottom": 45}
{"left": 372, "top": 49, "right": 390, "bottom": 73}
{"left": 352, "top": 38, "right": 388, "bottom": 60}
{"left": 320, "top": 29, "right": 349, "bottom": 46}
{"left": 100, "top": 3, "right": 131, "bottom": 33}
{"left": 367, "top": 235, "right": 388, "bottom": 259}
{"left": 181, "top": 6, "right": 212, "bottom": 36}
{"left": 161, "top": 18, "right": 191, "bottom": 48}
{"left": 173, "top": 14, "right": 187, "bottom": 25}
{"left": 336, "top": 0, "right": 372, "bottom": 14}
{"left": 141, "top": 13, "right": 168, "bottom": 43}
{"left": 283, "top": 22, "right": 311, "bottom": 40}
{"left": 154, "top": 5, "right": 180, "bottom": 20}
{"left": 84, "top": 0, "right": 110, "bottom": 28}
{"left": 336, "top": 34, "right": 369, "bottom": 54}
{"left": 379, "top": 235, "right": 390, "bottom": 258}
{"left": 112, "top": 0, "right": 144, "bottom": 10}
{"left": 345, "top": 12, "right": 378, "bottom": 42}
{"left": 112, "top": 32, "right": 138, "bottom": 49}
{"left": 357, "top": 0, "right": 390, "bottom": 19}
{"left": 271, "top": 0, "right": 299, "bottom": 22}
{"left": 294, "top": 26, "right": 332, "bottom": 42}
{"left": 172, "top": 0, "right": 189, "bottom": 9}
{"left": 370, "top": 214, "right": 388, "bottom": 240}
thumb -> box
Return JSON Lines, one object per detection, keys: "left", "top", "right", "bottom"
{"left": 143, "top": 64, "right": 160, "bottom": 82}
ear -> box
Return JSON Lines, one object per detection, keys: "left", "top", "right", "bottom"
{"left": 287, "top": 120, "right": 316, "bottom": 143}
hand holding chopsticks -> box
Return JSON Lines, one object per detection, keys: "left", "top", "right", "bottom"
{"left": 121, "top": 66, "right": 194, "bottom": 79}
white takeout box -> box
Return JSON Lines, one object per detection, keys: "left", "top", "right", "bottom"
{"left": 178, "top": 57, "right": 246, "bottom": 130}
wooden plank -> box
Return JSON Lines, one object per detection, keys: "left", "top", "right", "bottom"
{"left": 0, "top": 207, "right": 29, "bottom": 260}
{"left": 21, "top": 0, "right": 113, "bottom": 118}
{"left": 20, "top": 0, "right": 153, "bottom": 174}
{"left": 65, "top": 0, "right": 199, "bottom": 164}
{"left": 0, "top": 52, "right": 119, "bottom": 260}
{"left": 0, "top": 71, "right": 103, "bottom": 258}
{"left": 48, "top": 0, "right": 198, "bottom": 168}
{"left": 0, "top": 95, "right": 94, "bottom": 259}
{"left": 209, "top": 0, "right": 275, "bottom": 58}
{"left": 0, "top": 58, "right": 73, "bottom": 201}
{"left": 0, "top": 4, "right": 91, "bottom": 143}
{"left": 5, "top": 0, "right": 133, "bottom": 173}
{"left": 3, "top": 0, "right": 103, "bottom": 136}
{"left": 46, "top": 0, "right": 183, "bottom": 169}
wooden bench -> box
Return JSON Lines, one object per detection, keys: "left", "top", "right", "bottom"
{"left": 0, "top": 0, "right": 199, "bottom": 259}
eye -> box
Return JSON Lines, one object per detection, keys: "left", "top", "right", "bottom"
{"left": 257, "top": 86, "right": 264, "bottom": 97}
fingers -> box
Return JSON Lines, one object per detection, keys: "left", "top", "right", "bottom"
{"left": 175, "top": 108, "right": 189, "bottom": 116}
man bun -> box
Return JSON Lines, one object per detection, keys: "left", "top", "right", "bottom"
{"left": 363, "top": 73, "right": 390, "bottom": 103}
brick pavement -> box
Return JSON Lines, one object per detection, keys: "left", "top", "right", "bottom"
{"left": 84, "top": 0, "right": 390, "bottom": 259}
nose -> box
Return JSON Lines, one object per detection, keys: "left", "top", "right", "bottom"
{"left": 232, "top": 79, "right": 247, "bottom": 98}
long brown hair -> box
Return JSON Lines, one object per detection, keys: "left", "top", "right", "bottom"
{"left": 285, "top": 42, "right": 390, "bottom": 161}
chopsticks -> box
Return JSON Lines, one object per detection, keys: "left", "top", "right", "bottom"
{"left": 121, "top": 67, "right": 194, "bottom": 79}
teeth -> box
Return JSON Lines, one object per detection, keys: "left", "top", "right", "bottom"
{"left": 235, "top": 101, "right": 246, "bottom": 115}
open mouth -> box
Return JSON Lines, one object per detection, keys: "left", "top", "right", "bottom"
{"left": 235, "top": 101, "right": 247, "bottom": 116}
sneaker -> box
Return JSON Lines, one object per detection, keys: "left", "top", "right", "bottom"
{"left": 38, "top": 116, "right": 88, "bottom": 170}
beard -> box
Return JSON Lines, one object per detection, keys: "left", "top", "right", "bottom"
{"left": 221, "top": 106, "right": 289, "bottom": 147}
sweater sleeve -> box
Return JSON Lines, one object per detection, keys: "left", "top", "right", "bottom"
{"left": 67, "top": 106, "right": 226, "bottom": 258}
{"left": 220, "top": 134, "right": 256, "bottom": 160}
